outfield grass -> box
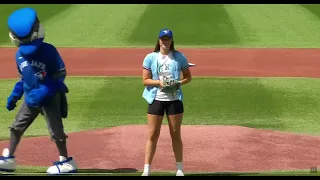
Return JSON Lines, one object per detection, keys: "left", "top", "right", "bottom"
{"left": 300, "top": 4, "right": 320, "bottom": 19}
{"left": 224, "top": 4, "right": 320, "bottom": 47}
{"left": 128, "top": 4, "right": 240, "bottom": 46}
{"left": 2, "top": 4, "right": 320, "bottom": 47}
{"left": 0, "top": 4, "right": 72, "bottom": 45}
{"left": 0, "top": 77, "right": 320, "bottom": 140}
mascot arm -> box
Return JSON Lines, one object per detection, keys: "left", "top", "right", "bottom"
{"left": 49, "top": 67, "right": 68, "bottom": 93}
{"left": 11, "top": 66, "right": 24, "bottom": 99}
{"left": 25, "top": 46, "right": 68, "bottom": 107}
{"left": 10, "top": 80, "right": 24, "bottom": 100}
{"left": 25, "top": 75, "right": 68, "bottom": 107}
{"left": 53, "top": 67, "right": 67, "bottom": 83}
{"left": 52, "top": 48, "right": 67, "bottom": 82}
{"left": 51, "top": 56, "right": 69, "bottom": 118}
{"left": 50, "top": 49, "right": 68, "bottom": 92}
{"left": 25, "top": 67, "right": 68, "bottom": 107}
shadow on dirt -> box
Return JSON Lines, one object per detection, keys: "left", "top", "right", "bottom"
{"left": 80, "top": 168, "right": 138, "bottom": 173}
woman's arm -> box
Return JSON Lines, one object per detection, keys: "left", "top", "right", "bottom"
{"left": 179, "top": 68, "right": 192, "bottom": 85}
{"left": 142, "top": 69, "right": 161, "bottom": 87}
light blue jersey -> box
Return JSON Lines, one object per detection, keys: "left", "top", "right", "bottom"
{"left": 142, "top": 51, "right": 190, "bottom": 104}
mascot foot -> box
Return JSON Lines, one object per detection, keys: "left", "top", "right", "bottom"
{"left": 47, "top": 156, "right": 77, "bottom": 175}
{"left": 0, "top": 148, "right": 16, "bottom": 172}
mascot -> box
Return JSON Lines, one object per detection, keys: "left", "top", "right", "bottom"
{"left": 0, "top": 7, "right": 77, "bottom": 174}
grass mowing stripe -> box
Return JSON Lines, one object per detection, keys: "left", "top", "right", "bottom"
{"left": 2, "top": 4, "right": 319, "bottom": 48}
{"left": 2, "top": 4, "right": 320, "bottom": 48}
{"left": 300, "top": 4, "right": 320, "bottom": 20}
{"left": 0, "top": 4, "right": 73, "bottom": 46}
{"left": 224, "top": 4, "right": 320, "bottom": 47}
{"left": 128, "top": 4, "right": 240, "bottom": 46}
{"left": 1, "top": 77, "right": 320, "bottom": 140}
{"left": 38, "top": 4, "right": 147, "bottom": 47}
{"left": 0, "top": 77, "right": 106, "bottom": 139}
{"left": 80, "top": 77, "right": 147, "bottom": 129}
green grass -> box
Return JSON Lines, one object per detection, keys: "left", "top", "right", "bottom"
{"left": 0, "top": 77, "right": 320, "bottom": 140}
{"left": 300, "top": 4, "right": 320, "bottom": 19}
{"left": 42, "top": 4, "right": 148, "bottom": 47}
{"left": 1, "top": 165, "right": 320, "bottom": 176}
{"left": 128, "top": 4, "right": 240, "bottom": 46}
{"left": 224, "top": 4, "right": 320, "bottom": 47}
{"left": 0, "top": 4, "right": 72, "bottom": 45}
{"left": 0, "top": 4, "right": 148, "bottom": 48}
{"left": 3, "top": 4, "right": 320, "bottom": 47}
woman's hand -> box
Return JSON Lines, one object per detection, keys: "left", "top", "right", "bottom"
{"left": 160, "top": 77, "right": 181, "bottom": 89}
{"left": 158, "top": 79, "right": 164, "bottom": 88}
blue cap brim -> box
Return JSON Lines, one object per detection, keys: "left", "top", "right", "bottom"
{"left": 19, "top": 38, "right": 44, "bottom": 55}
{"left": 159, "top": 34, "right": 173, "bottom": 39}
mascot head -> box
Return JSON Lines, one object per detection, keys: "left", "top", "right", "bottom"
{"left": 8, "top": 7, "right": 45, "bottom": 55}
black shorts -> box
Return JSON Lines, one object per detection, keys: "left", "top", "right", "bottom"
{"left": 148, "top": 100, "right": 184, "bottom": 116}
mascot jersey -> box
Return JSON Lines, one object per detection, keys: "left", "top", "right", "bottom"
{"left": 16, "top": 44, "right": 66, "bottom": 93}
{"left": 8, "top": 8, "right": 66, "bottom": 94}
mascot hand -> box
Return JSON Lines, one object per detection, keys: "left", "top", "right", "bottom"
{"left": 6, "top": 81, "right": 24, "bottom": 111}
{"left": 6, "top": 95, "right": 18, "bottom": 111}
{"left": 25, "top": 85, "right": 51, "bottom": 107}
{"left": 25, "top": 80, "right": 69, "bottom": 107}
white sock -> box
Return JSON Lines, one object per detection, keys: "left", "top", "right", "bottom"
{"left": 143, "top": 164, "right": 150, "bottom": 173}
{"left": 176, "top": 162, "right": 183, "bottom": 171}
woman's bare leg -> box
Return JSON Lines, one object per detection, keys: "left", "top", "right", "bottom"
{"left": 142, "top": 114, "right": 163, "bottom": 176}
{"left": 167, "top": 113, "right": 184, "bottom": 176}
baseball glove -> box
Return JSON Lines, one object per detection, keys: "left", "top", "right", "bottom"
{"left": 161, "top": 76, "right": 180, "bottom": 88}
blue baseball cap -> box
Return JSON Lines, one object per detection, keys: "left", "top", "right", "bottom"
{"left": 158, "top": 29, "right": 173, "bottom": 39}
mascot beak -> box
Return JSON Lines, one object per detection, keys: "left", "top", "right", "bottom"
{"left": 19, "top": 38, "right": 44, "bottom": 55}
{"left": 18, "top": 23, "right": 45, "bottom": 55}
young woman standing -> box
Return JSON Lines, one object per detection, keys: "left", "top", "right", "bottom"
{"left": 141, "top": 29, "right": 192, "bottom": 176}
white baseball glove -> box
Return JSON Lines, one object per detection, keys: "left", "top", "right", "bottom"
{"left": 161, "top": 76, "right": 181, "bottom": 88}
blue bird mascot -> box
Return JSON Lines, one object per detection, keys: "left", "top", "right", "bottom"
{"left": 0, "top": 7, "right": 78, "bottom": 174}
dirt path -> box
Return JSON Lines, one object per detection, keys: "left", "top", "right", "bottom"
{"left": 2, "top": 48, "right": 320, "bottom": 78}
{"left": 0, "top": 47, "right": 319, "bottom": 173}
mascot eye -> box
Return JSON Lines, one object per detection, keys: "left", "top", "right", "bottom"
{"left": 9, "top": 31, "right": 22, "bottom": 47}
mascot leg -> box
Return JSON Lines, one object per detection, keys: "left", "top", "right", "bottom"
{"left": 60, "top": 92, "right": 68, "bottom": 118}
{"left": 0, "top": 102, "right": 41, "bottom": 172}
{"left": 41, "top": 93, "right": 77, "bottom": 174}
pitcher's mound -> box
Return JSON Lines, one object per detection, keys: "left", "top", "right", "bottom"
{"left": 0, "top": 125, "right": 320, "bottom": 172}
